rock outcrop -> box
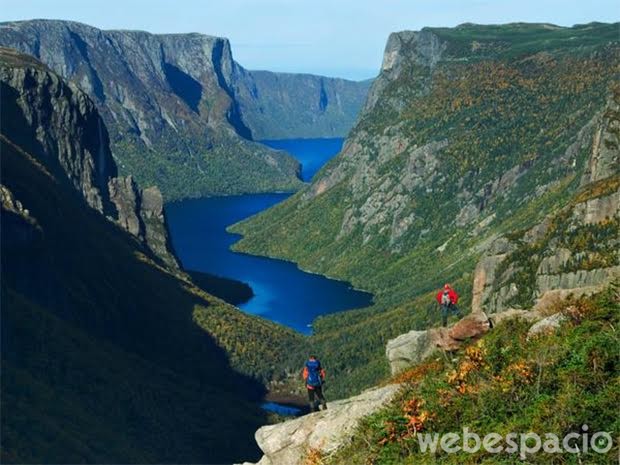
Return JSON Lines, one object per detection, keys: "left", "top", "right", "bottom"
{"left": 139, "top": 186, "right": 178, "bottom": 267}
{"left": 364, "top": 29, "right": 444, "bottom": 112}
{"left": 108, "top": 177, "right": 178, "bottom": 267}
{"left": 241, "top": 384, "right": 401, "bottom": 465}
{"left": 0, "top": 47, "right": 116, "bottom": 215}
{"left": 527, "top": 313, "right": 567, "bottom": 340}
{"left": 0, "top": 46, "right": 177, "bottom": 266}
{"left": 386, "top": 312, "right": 492, "bottom": 374}
{"left": 0, "top": 183, "right": 37, "bottom": 227}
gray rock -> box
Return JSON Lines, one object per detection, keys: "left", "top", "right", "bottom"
{"left": 365, "top": 30, "right": 445, "bottom": 111}
{"left": 536, "top": 267, "right": 620, "bottom": 294}
{"left": 537, "top": 248, "right": 572, "bottom": 275}
{"left": 386, "top": 312, "right": 492, "bottom": 375}
{"left": 489, "top": 309, "right": 541, "bottom": 326}
{"left": 245, "top": 384, "right": 402, "bottom": 465}
{"left": 527, "top": 313, "right": 567, "bottom": 339}
{"left": 0, "top": 50, "right": 115, "bottom": 215}
{"left": 0, "top": 184, "right": 36, "bottom": 225}
{"left": 109, "top": 176, "right": 142, "bottom": 237}
{"left": 571, "top": 193, "right": 620, "bottom": 225}
{"left": 523, "top": 216, "right": 553, "bottom": 244}
{"left": 581, "top": 93, "right": 620, "bottom": 185}
{"left": 471, "top": 252, "right": 509, "bottom": 313}
{"left": 386, "top": 330, "right": 435, "bottom": 375}
{"left": 139, "top": 186, "right": 178, "bottom": 268}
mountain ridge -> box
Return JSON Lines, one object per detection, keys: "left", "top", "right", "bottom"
{"left": 0, "top": 19, "right": 371, "bottom": 199}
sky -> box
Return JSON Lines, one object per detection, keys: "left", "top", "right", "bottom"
{"left": 2, "top": 0, "right": 619, "bottom": 80}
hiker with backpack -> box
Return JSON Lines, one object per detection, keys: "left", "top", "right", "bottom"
{"left": 436, "top": 283, "right": 462, "bottom": 327}
{"left": 303, "top": 355, "right": 327, "bottom": 412}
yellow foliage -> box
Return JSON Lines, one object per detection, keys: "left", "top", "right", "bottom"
{"left": 304, "top": 447, "right": 325, "bottom": 465}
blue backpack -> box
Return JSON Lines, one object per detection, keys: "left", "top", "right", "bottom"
{"left": 305, "top": 359, "right": 323, "bottom": 387}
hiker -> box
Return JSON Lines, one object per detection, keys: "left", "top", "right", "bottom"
{"left": 436, "top": 283, "right": 462, "bottom": 327}
{"left": 303, "top": 355, "right": 327, "bottom": 412}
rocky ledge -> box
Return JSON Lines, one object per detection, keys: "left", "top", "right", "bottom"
{"left": 241, "top": 384, "right": 401, "bottom": 465}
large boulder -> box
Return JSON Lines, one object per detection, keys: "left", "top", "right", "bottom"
{"left": 386, "top": 330, "right": 436, "bottom": 374}
{"left": 241, "top": 384, "right": 402, "bottom": 465}
{"left": 489, "top": 308, "right": 540, "bottom": 326}
{"left": 386, "top": 312, "right": 491, "bottom": 375}
{"left": 448, "top": 311, "right": 491, "bottom": 341}
{"left": 527, "top": 313, "right": 567, "bottom": 340}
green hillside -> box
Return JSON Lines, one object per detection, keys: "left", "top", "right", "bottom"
{"left": 326, "top": 287, "right": 619, "bottom": 464}
{"left": 230, "top": 23, "right": 620, "bottom": 398}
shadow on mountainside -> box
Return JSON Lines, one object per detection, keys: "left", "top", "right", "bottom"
{"left": 0, "top": 137, "right": 267, "bottom": 464}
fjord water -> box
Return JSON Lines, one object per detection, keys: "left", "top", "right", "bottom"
{"left": 261, "top": 137, "right": 344, "bottom": 181}
{"left": 165, "top": 138, "right": 372, "bottom": 334}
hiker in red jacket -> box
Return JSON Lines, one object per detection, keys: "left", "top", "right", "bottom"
{"left": 436, "top": 283, "right": 462, "bottom": 327}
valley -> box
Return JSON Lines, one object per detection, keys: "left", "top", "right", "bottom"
{"left": 0, "top": 16, "right": 618, "bottom": 465}
{"left": 165, "top": 138, "right": 373, "bottom": 334}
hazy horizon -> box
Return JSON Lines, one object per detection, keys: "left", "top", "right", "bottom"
{"left": 2, "top": 0, "right": 619, "bottom": 80}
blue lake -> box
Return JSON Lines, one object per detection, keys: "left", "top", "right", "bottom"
{"left": 165, "top": 138, "right": 373, "bottom": 334}
{"left": 261, "top": 137, "right": 344, "bottom": 182}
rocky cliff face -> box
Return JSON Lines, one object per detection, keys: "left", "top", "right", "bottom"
{"left": 0, "top": 47, "right": 177, "bottom": 266}
{"left": 472, "top": 89, "right": 620, "bottom": 314}
{"left": 0, "top": 47, "right": 116, "bottom": 214}
{"left": 364, "top": 29, "right": 444, "bottom": 112}
{"left": 0, "top": 19, "right": 303, "bottom": 200}
{"left": 231, "top": 67, "right": 372, "bottom": 140}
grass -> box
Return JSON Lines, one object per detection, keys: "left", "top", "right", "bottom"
{"left": 326, "top": 287, "right": 620, "bottom": 464}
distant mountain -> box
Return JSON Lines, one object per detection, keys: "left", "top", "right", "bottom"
{"left": 0, "top": 20, "right": 371, "bottom": 200}
{"left": 0, "top": 47, "right": 302, "bottom": 463}
{"left": 230, "top": 22, "right": 620, "bottom": 397}
{"left": 0, "top": 20, "right": 301, "bottom": 200}
{"left": 232, "top": 69, "right": 372, "bottom": 140}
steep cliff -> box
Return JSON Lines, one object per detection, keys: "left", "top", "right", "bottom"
{"left": 231, "top": 67, "right": 372, "bottom": 139}
{"left": 472, "top": 89, "right": 620, "bottom": 314}
{"left": 230, "top": 22, "right": 620, "bottom": 397}
{"left": 0, "top": 48, "right": 304, "bottom": 463}
{"left": 0, "top": 46, "right": 177, "bottom": 266}
{"left": 0, "top": 19, "right": 372, "bottom": 199}
{"left": 0, "top": 19, "right": 303, "bottom": 199}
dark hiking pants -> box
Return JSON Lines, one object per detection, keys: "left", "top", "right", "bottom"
{"left": 307, "top": 386, "right": 327, "bottom": 412}
{"left": 441, "top": 303, "right": 462, "bottom": 327}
